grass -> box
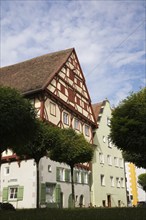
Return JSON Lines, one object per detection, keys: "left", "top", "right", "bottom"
{"left": 0, "top": 207, "right": 146, "bottom": 220}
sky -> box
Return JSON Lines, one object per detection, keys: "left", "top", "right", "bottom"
{"left": 1, "top": 0, "right": 146, "bottom": 106}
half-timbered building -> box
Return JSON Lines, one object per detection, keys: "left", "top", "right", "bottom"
{"left": 0, "top": 48, "right": 97, "bottom": 208}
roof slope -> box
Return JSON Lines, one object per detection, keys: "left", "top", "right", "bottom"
{"left": 0, "top": 48, "right": 73, "bottom": 94}
{"left": 92, "top": 102, "right": 103, "bottom": 121}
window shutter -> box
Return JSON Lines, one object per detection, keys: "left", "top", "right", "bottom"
{"left": 56, "top": 167, "right": 60, "bottom": 181}
{"left": 55, "top": 184, "right": 61, "bottom": 206}
{"left": 2, "top": 187, "right": 8, "bottom": 202}
{"left": 73, "top": 170, "right": 78, "bottom": 183}
{"left": 65, "top": 169, "right": 70, "bottom": 182}
{"left": 81, "top": 172, "right": 84, "bottom": 184}
{"left": 17, "top": 186, "right": 24, "bottom": 201}
{"left": 40, "top": 183, "right": 46, "bottom": 204}
{"left": 68, "top": 194, "right": 73, "bottom": 208}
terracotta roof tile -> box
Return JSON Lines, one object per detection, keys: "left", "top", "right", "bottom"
{"left": 92, "top": 100, "right": 107, "bottom": 121}
{"left": 0, "top": 48, "right": 74, "bottom": 94}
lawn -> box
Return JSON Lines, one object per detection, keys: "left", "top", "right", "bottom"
{"left": 0, "top": 207, "right": 146, "bottom": 220}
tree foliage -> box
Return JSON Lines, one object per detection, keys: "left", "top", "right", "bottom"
{"left": 110, "top": 88, "right": 146, "bottom": 168}
{"left": 49, "top": 128, "right": 93, "bottom": 167}
{"left": 14, "top": 120, "right": 61, "bottom": 208}
{"left": 123, "top": 151, "right": 146, "bottom": 169}
{"left": 15, "top": 120, "right": 60, "bottom": 164}
{"left": 0, "top": 86, "right": 36, "bottom": 154}
{"left": 138, "top": 173, "right": 146, "bottom": 192}
{"left": 49, "top": 128, "right": 94, "bottom": 207}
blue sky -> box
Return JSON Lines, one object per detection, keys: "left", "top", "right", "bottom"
{"left": 1, "top": 0, "right": 146, "bottom": 106}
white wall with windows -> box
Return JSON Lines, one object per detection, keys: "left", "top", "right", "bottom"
{"left": 92, "top": 100, "right": 127, "bottom": 208}
{"left": 1, "top": 159, "right": 36, "bottom": 208}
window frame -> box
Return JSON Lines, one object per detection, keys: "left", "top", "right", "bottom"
{"left": 99, "top": 153, "right": 104, "bottom": 164}
{"left": 100, "top": 174, "right": 105, "bottom": 186}
{"left": 9, "top": 186, "right": 18, "bottom": 200}
{"left": 85, "top": 125, "right": 90, "bottom": 136}
{"left": 50, "top": 102, "right": 56, "bottom": 116}
{"left": 63, "top": 112, "right": 69, "bottom": 125}
{"left": 74, "top": 118, "right": 80, "bottom": 130}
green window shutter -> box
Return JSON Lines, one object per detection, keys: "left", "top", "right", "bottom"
{"left": 68, "top": 194, "right": 73, "bottom": 208}
{"left": 56, "top": 167, "right": 60, "bottom": 181}
{"left": 17, "top": 186, "right": 24, "bottom": 201}
{"left": 81, "top": 172, "right": 84, "bottom": 184}
{"left": 2, "top": 187, "right": 8, "bottom": 202}
{"left": 55, "top": 184, "right": 61, "bottom": 205}
{"left": 74, "top": 170, "right": 78, "bottom": 183}
{"left": 87, "top": 172, "right": 90, "bottom": 185}
{"left": 73, "top": 170, "right": 76, "bottom": 183}
{"left": 65, "top": 169, "right": 70, "bottom": 182}
{"left": 40, "top": 183, "right": 46, "bottom": 204}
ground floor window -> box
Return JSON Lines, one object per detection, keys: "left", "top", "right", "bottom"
{"left": 46, "top": 184, "right": 55, "bottom": 203}
{"left": 2, "top": 186, "right": 24, "bottom": 202}
{"left": 9, "top": 187, "right": 18, "bottom": 199}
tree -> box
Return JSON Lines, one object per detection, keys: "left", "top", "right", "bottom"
{"left": 14, "top": 120, "right": 61, "bottom": 209}
{"left": 110, "top": 88, "right": 146, "bottom": 168}
{"left": 0, "top": 86, "right": 36, "bottom": 165}
{"left": 49, "top": 128, "right": 94, "bottom": 208}
{"left": 123, "top": 151, "right": 146, "bottom": 169}
{"left": 138, "top": 173, "right": 146, "bottom": 192}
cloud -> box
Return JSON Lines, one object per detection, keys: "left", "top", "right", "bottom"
{"left": 1, "top": 0, "right": 145, "bottom": 105}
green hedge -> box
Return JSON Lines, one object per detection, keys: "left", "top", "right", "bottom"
{"left": 0, "top": 207, "right": 146, "bottom": 220}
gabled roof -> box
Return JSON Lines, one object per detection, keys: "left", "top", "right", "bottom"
{"left": 92, "top": 100, "right": 106, "bottom": 121}
{"left": 0, "top": 48, "right": 74, "bottom": 94}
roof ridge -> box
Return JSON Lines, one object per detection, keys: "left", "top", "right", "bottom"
{"left": 1, "top": 48, "right": 74, "bottom": 69}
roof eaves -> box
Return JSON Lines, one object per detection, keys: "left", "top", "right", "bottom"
{"left": 22, "top": 88, "right": 43, "bottom": 96}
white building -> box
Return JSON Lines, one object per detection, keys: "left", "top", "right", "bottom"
{"left": 91, "top": 100, "right": 127, "bottom": 207}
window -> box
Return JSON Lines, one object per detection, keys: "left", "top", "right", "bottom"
{"left": 110, "top": 176, "right": 114, "bottom": 187}
{"left": 121, "top": 178, "right": 125, "bottom": 188}
{"left": 4, "top": 167, "right": 10, "bottom": 175}
{"left": 103, "top": 136, "right": 106, "bottom": 143}
{"left": 74, "top": 118, "right": 80, "bottom": 130}
{"left": 63, "top": 112, "right": 69, "bottom": 125}
{"left": 84, "top": 172, "right": 88, "bottom": 184}
{"left": 107, "top": 117, "right": 111, "bottom": 126}
{"left": 46, "top": 184, "right": 55, "bottom": 203}
{"left": 3, "top": 186, "right": 23, "bottom": 201}
{"left": 50, "top": 102, "right": 56, "bottom": 116}
{"left": 116, "top": 178, "right": 120, "bottom": 188}
{"left": 76, "top": 171, "right": 81, "bottom": 183}
{"left": 119, "top": 158, "right": 124, "bottom": 168}
{"left": 99, "top": 153, "right": 104, "bottom": 164}
{"left": 100, "top": 174, "right": 105, "bottom": 186}
{"left": 9, "top": 187, "right": 18, "bottom": 199}
{"left": 107, "top": 155, "right": 112, "bottom": 166}
{"left": 114, "top": 157, "right": 119, "bottom": 167}
{"left": 48, "top": 165, "right": 52, "bottom": 173}
{"left": 57, "top": 168, "right": 65, "bottom": 181}
{"left": 108, "top": 136, "right": 112, "bottom": 148}
{"left": 85, "top": 125, "right": 90, "bottom": 136}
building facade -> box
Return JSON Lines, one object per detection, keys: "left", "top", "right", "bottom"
{"left": 125, "top": 162, "right": 146, "bottom": 206}
{"left": 0, "top": 48, "right": 96, "bottom": 208}
{"left": 91, "top": 100, "right": 127, "bottom": 207}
